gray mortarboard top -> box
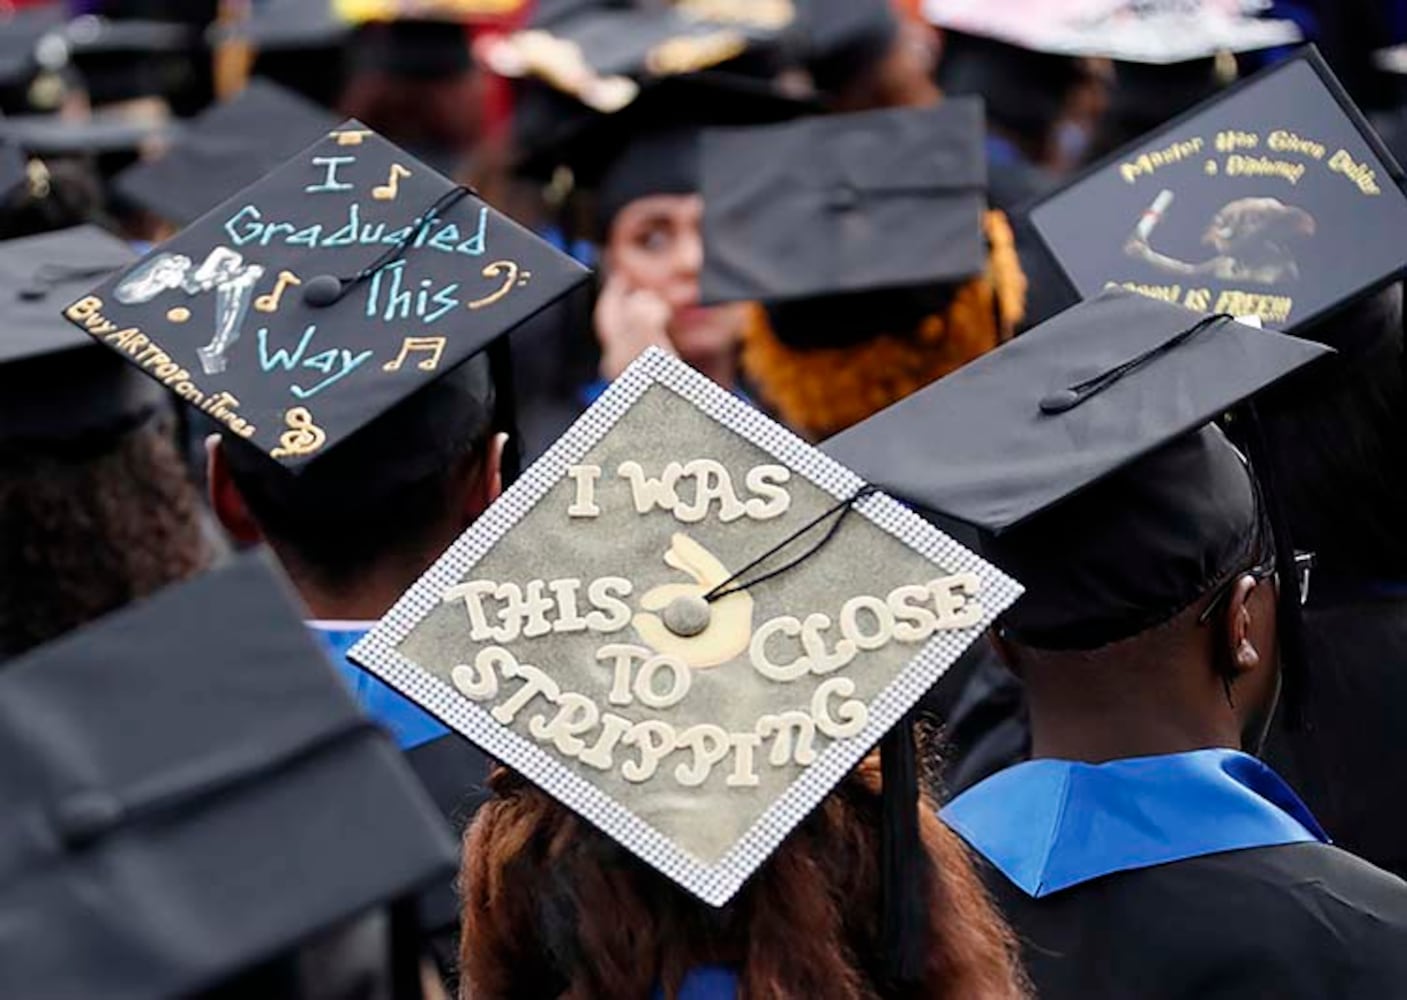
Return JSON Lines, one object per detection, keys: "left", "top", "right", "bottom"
{"left": 483, "top": 0, "right": 797, "bottom": 118}
{"left": 0, "top": 551, "right": 458, "bottom": 1000}
{"left": 211, "top": 0, "right": 352, "bottom": 53}
{"left": 824, "top": 289, "right": 1331, "bottom": 650}
{"left": 0, "top": 225, "right": 167, "bottom": 442}
{"left": 114, "top": 78, "right": 339, "bottom": 226}
{"left": 1029, "top": 48, "right": 1407, "bottom": 333}
{"left": 700, "top": 100, "right": 986, "bottom": 345}
{"left": 349, "top": 347, "right": 1022, "bottom": 904}
{"left": 61, "top": 118, "right": 590, "bottom": 471}
{"left": 0, "top": 105, "right": 175, "bottom": 157}
{"left": 0, "top": 6, "right": 68, "bottom": 89}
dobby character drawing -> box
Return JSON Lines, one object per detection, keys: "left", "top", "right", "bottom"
{"left": 115, "top": 247, "right": 267, "bottom": 375}
{"left": 1124, "top": 196, "right": 1317, "bottom": 285}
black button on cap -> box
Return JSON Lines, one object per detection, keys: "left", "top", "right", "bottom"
{"left": 302, "top": 274, "right": 344, "bottom": 308}
{"left": 54, "top": 790, "right": 124, "bottom": 849}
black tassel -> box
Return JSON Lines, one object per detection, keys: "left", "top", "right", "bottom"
{"left": 880, "top": 712, "right": 926, "bottom": 986}
{"left": 388, "top": 895, "right": 426, "bottom": 1000}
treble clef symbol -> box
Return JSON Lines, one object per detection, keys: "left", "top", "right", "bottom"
{"left": 270, "top": 407, "right": 327, "bottom": 458}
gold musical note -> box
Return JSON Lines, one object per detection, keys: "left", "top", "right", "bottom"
{"left": 270, "top": 407, "right": 326, "bottom": 459}
{"left": 373, "top": 164, "right": 412, "bottom": 201}
{"left": 382, "top": 336, "right": 447, "bottom": 373}
{"left": 255, "top": 270, "right": 303, "bottom": 314}
{"left": 331, "top": 129, "right": 374, "bottom": 146}
{"left": 466, "top": 260, "right": 532, "bottom": 311}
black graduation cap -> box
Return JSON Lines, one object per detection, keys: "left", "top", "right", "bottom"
{"left": 1031, "top": 48, "right": 1407, "bottom": 333}
{"left": 823, "top": 289, "right": 1331, "bottom": 649}
{"left": 0, "top": 225, "right": 168, "bottom": 443}
{"left": 796, "top": 0, "right": 899, "bottom": 97}
{"left": 347, "top": 18, "right": 473, "bottom": 80}
{"left": 700, "top": 100, "right": 987, "bottom": 342}
{"left": 485, "top": 0, "right": 795, "bottom": 121}
{"left": 0, "top": 550, "right": 458, "bottom": 999}
{"left": 114, "top": 78, "right": 339, "bottom": 226}
{"left": 0, "top": 107, "right": 175, "bottom": 157}
{"left": 212, "top": 0, "right": 352, "bottom": 53}
{"left": 62, "top": 119, "right": 590, "bottom": 471}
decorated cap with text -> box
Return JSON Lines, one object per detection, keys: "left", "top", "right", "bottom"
{"left": 61, "top": 119, "right": 589, "bottom": 469}
{"left": 1030, "top": 48, "right": 1407, "bottom": 332}
{"left": 350, "top": 348, "right": 1022, "bottom": 904}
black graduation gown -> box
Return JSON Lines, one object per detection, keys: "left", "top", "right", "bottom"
{"left": 981, "top": 842, "right": 1407, "bottom": 1000}
{"left": 1267, "top": 594, "right": 1407, "bottom": 880}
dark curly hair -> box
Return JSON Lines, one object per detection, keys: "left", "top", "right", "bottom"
{"left": 0, "top": 415, "right": 212, "bottom": 660}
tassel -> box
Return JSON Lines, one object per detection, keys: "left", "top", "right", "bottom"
{"left": 880, "top": 712, "right": 926, "bottom": 986}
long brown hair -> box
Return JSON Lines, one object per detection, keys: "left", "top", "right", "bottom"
{"left": 460, "top": 754, "right": 1027, "bottom": 999}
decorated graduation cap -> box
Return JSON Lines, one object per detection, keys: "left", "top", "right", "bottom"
{"left": 0, "top": 551, "right": 458, "bottom": 998}
{"left": 1029, "top": 48, "right": 1407, "bottom": 333}
{"left": 483, "top": 0, "right": 796, "bottom": 118}
{"left": 824, "top": 289, "right": 1330, "bottom": 652}
{"left": 349, "top": 348, "right": 1021, "bottom": 975}
{"left": 62, "top": 118, "right": 589, "bottom": 474}
{"left": 700, "top": 100, "right": 987, "bottom": 341}
{"left": 114, "top": 78, "right": 338, "bottom": 226}
{"left": 0, "top": 225, "right": 167, "bottom": 444}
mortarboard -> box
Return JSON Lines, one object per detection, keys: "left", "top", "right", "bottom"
{"left": 795, "top": 0, "right": 899, "bottom": 97}
{"left": 823, "top": 289, "right": 1330, "bottom": 650}
{"left": 336, "top": 0, "right": 529, "bottom": 22}
{"left": 347, "top": 17, "right": 473, "bottom": 80}
{"left": 483, "top": 0, "right": 797, "bottom": 119}
{"left": 211, "top": 0, "right": 353, "bottom": 54}
{"left": 700, "top": 100, "right": 987, "bottom": 343}
{"left": 113, "top": 77, "right": 339, "bottom": 226}
{"left": 348, "top": 348, "right": 1021, "bottom": 979}
{"left": 1029, "top": 48, "right": 1407, "bottom": 333}
{"left": 0, "top": 106, "right": 174, "bottom": 158}
{"left": 61, "top": 119, "right": 590, "bottom": 474}
{"left": 0, "top": 550, "right": 459, "bottom": 999}
{"left": 0, "top": 225, "right": 168, "bottom": 443}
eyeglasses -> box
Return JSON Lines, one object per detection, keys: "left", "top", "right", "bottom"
{"left": 1198, "top": 550, "right": 1314, "bottom": 625}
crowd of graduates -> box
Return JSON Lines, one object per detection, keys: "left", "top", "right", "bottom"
{"left": 5, "top": 1, "right": 1407, "bottom": 998}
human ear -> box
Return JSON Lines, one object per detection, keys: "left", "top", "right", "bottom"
{"left": 205, "top": 435, "right": 263, "bottom": 546}
{"left": 1223, "top": 575, "right": 1262, "bottom": 678}
{"left": 461, "top": 432, "right": 507, "bottom": 526}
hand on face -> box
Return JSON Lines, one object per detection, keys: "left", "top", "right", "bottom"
{"left": 594, "top": 269, "right": 675, "bottom": 380}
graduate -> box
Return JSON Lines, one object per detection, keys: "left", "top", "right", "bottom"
{"left": 0, "top": 224, "right": 210, "bottom": 661}
{"left": 696, "top": 99, "right": 1024, "bottom": 442}
{"left": 826, "top": 290, "right": 1407, "bottom": 998}
{"left": 345, "top": 345, "right": 1030, "bottom": 998}
{"left": 0, "top": 553, "right": 459, "bottom": 999}
{"left": 58, "top": 118, "right": 591, "bottom": 988}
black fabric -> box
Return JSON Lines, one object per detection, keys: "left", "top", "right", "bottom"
{"left": 797, "top": 0, "right": 898, "bottom": 97}
{"left": 0, "top": 225, "right": 167, "bottom": 440}
{"left": 822, "top": 290, "right": 1330, "bottom": 649}
{"left": 939, "top": 33, "right": 1084, "bottom": 148}
{"left": 114, "top": 78, "right": 339, "bottom": 226}
{"left": 924, "top": 641, "right": 1027, "bottom": 800}
{"left": 65, "top": 118, "right": 589, "bottom": 471}
{"left": 700, "top": 101, "right": 986, "bottom": 313}
{"left": 0, "top": 552, "right": 458, "bottom": 999}
{"left": 978, "top": 841, "right": 1407, "bottom": 999}
{"left": 595, "top": 126, "right": 702, "bottom": 235}
{"left": 349, "top": 20, "right": 472, "bottom": 80}
{"left": 1266, "top": 597, "right": 1407, "bottom": 880}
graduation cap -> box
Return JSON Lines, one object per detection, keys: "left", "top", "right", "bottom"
{"left": 700, "top": 100, "right": 988, "bottom": 342}
{"left": 336, "top": 0, "right": 529, "bottom": 22}
{"left": 0, "top": 550, "right": 458, "bottom": 998}
{"left": 211, "top": 0, "right": 353, "bottom": 53}
{"left": 796, "top": 0, "right": 899, "bottom": 97}
{"left": 348, "top": 17, "right": 474, "bottom": 79}
{"left": 0, "top": 107, "right": 175, "bottom": 158}
{"left": 0, "top": 225, "right": 168, "bottom": 444}
{"left": 823, "top": 289, "right": 1330, "bottom": 650}
{"left": 113, "top": 78, "right": 339, "bottom": 226}
{"left": 61, "top": 118, "right": 590, "bottom": 474}
{"left": 482, "top": 0, "right": 796, "bottom": 117}
{"left": 349, "top": 348, "right": 1021, "bottom": 979}
{"left": 1029, "top": 48, "right": 1407, "bottom": 333}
